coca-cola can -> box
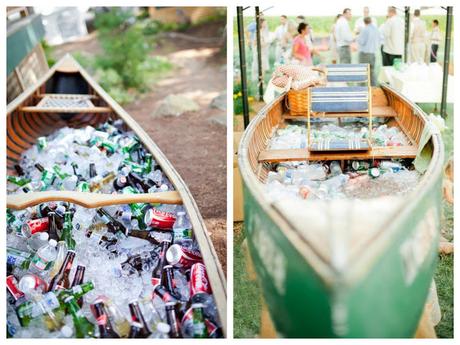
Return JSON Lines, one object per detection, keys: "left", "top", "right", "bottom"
{"left": 190, "top": 263, "right": 212, "bottom": 297}
{"left": 144, "top": 208, "right": 176, "bottom": 230}
{"left": 21, "top": 217, "right": 49, "bottom": 237}
{"left": 166, "top": 244, "right": 203, "bottom": 268}
{"left": 204, "top": 319, "right": 222, "bottom": 338}
{"left": 7, "top": 275, "right": 24, "bottom": 301}
{"left": 18, "top": 274, "right": 48, "bottom": 294}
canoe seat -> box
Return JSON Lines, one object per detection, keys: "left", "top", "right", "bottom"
{"left": 325, "top": 64, "right": 369, "bottom": 83}
{"left": 258, "top": 146, "right": 418, "bottom": 163}
{"left": 20, "top": 94, "right": 111, "bottom": 113}
{"left": 307, "top": 64, "right": 372, "bottom": 153}
{"left": 283, "top": 106, "right": 396, "bottom": 119}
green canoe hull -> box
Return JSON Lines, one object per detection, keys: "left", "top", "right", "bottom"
{"left": 239, "top": 85, "right": 445, "bottom": 338}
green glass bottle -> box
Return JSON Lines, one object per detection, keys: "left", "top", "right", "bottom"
{"left": 7, "top": 175, "right": 31, "bottom": 186}
{"left": 61, "top": 211, "right": 76, "bottom": 250}
{"left": 53, "top": 165, "right": 71, "bottom": 180}
{"left": 64, "top": 295, "right": 95, "bottom": 338}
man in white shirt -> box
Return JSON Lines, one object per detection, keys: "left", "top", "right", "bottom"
{"left": 430, "top": 19, "right": 442, "bottom": 62}
{"left": 354, "top": 7, "right": 377, "bottom": 34}
{"left": 335, "top": 8, "right": 353, "bottom": 63}
{"left": 274, "top": 15, "right": 289, "bottom": 63}
{"left": 409, "top": 9, "right": 427, "bottom": 63}
{"left": 381, "top": 6, "right": 405, "bottom": 66}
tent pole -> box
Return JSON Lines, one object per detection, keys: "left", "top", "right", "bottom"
{"left": 404, "top": 7, "right": 410, "bottom": 63}
{"left": 237, "top": 7, "right": 250, "bottom": 128}
{"left": 255, "top": 7, "right": 264, "bottom": 101}
{"left": 440, "top": 6, "right": 452, "bottom": 118}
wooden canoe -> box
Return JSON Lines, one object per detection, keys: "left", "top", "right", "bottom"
{"left": 7, "top": 54, "right": 226, "bottom": 335}
{"left": 238, "top": 84, "right": 444, "bottom": 337}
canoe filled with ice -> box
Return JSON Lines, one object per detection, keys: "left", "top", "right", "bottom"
{"left": 238, "top": 83, "right": 444, "bottom": 337}
{"left": 6, "top": 55, "right": 225, "bottom": 338}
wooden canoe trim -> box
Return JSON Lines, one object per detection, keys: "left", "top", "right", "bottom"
{"left": 258, "top": 146, "right": 418, "bottom": 163}
{"left": 7, "top": 191, "right": 183, "bottom": 210}
{"left": 55, "top": 57, "right": 80, "bottom": 73}
{"left": 36, "top": 93, "right": 98, "bottom": 99}
{"left": 19, "top": 106, "right": 112, "bottom": 113}
{"left": 283, "top": 106, "right": 396, "bottom": 119}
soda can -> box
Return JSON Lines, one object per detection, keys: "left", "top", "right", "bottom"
{"left": 122, "top": 137, "right": 140, "bottom": 154}
{"left": 37, "top": 137, "right": 47, "bottom": 151}
{"left": 18, "top": 274, "right": 48, "bottom": 294}
{"left": 7, "top": 275, "right": 25, "bottom": 301}
{"left": 166, "top": 244, "right": 203, "bottom": 268}
{"left": 76, "top": 181, "right": 90, "bottom": 192}
{"left": 144, "top": 208, "right": 176, "bottom": 230}
{"left": 22, "top": 217, "right": 49, "bottom": 237}
{"left": 101, "top": 140, "right": 118, "bottom": 154}
{"left": 190, "top": 263, "right": 212, "bottom": 297}
{"left": 205, "top": 319, "right": 222, "bottom": 338}
{"left": 351, "top": 161, "right": 370, "bottom": 171}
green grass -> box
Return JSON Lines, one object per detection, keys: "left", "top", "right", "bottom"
{"left": 233, "top": 222, "right": 261, "bottom": 338}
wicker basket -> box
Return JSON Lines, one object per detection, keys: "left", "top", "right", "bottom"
{"left": 286, "top": 88, "right": 310, "bottom": 116}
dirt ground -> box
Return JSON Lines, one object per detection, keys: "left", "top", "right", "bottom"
{"left": 53, "top": 20, "right": 227, "bottom": 273}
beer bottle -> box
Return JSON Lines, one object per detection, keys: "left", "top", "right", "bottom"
{"left": 128, "top": 230, "right": 160, "bottom": 245}
{"left": 71, "top": 265, "right": 86, "bottom": 307}
{"left": 162, "top": 265, "right": 177, "bottom": 296}
{"left": 191, "top": 303, "right": 208, "bottom": 338}
{"left": 92, "top": 300, "right": 120, "bottom": 338}
{"left": 48, "top": 250, "right": 75, "bottom": 291}
{"left": 64, "top": 295, "right": 95, "bottom": 338}
{"left": 113, "top": 175, "right": 128, "bottom": 191}
{"left": 165, "top": 302, "right": 181, "bottom": 338}
{"left": 47, "top": 211, "right": 60, "bottom": 242}
{"left": 97, "top": 208, "right": 127, "bottom": 237}
{"left": 128, "top": 301, "right": 151, "bottom": 338}
{"left": 89, "top": 163, "right": 97, "bottom": 179}
{"left": 151, "top": 239, "right": 171, "bottom": 286}
{"left": 61, "top": 211, "right": 76, "bottom": 250}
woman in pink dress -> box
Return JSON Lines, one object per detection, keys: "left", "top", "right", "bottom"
{"left": 292, "top": 22, "right": 313, "bottom": 65}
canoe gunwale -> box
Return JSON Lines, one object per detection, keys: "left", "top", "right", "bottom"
{"left": 7, "top": 55, "right": 227, "bottom": 335}
{"left": 238, "top": 84, "right": 444, "bottom": 286}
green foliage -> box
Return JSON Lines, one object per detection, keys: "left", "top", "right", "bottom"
{"left": 233, "top": 82, "right": 253, "bottom": 115}
{"left": 94, "top": 8, "right": 151, "bottom": 89}
{"left": 41, "top": 40, "right": 56, "bottom": 67}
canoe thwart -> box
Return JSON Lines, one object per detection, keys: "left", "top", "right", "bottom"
{"left": 7, "top": 191, "right": 183, "bottom": 210}
{"left": 283, "top": 107, "right": 396, "bottom": 119}
{"left": 258, "top": 146, "right": 418, "bottom": 162}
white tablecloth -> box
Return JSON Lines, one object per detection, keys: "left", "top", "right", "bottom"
{"left": 379, "top": 63, "right": 454, "bottom": 104}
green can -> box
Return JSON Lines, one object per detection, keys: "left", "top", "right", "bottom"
{"left": 7, "top": 175, "right": 31, "bottom": 187}
{"left": 122, "top": 137, "right": 140, "bottom": 154}
{"left": 37, "top": 137, "right": 48, "bottom": 151}
{"left": 76, "top": 181, "right": 90, "bottom": 192}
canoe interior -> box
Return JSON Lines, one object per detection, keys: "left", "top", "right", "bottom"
{"left": 246, "top": 86, "right": 429, "bottom": 182}
{"left": 7, "top": 56, "right": 227, "bottom": 335}
{"left": 7, "top": 71, "right": 115, "bottom": 174}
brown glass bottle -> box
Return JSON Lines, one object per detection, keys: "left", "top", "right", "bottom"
{"left": 165, "top": 302, "right": 182, "bottom": 338}
{"left": 48, "top": 250, "right": 75, "bottom": 291}
{"left": 128, "top": 301, "right": 151, "bottom": 338}
{"left": 151, "top": 239, "right": 171, "bottom": 286}
{"left": 71, "top": 265, "right": 86, "bottom": 307}
{"left": 92, "top": 300, "right": 120, "bottom": 338}
{"left": 47, "top": 211, "right": 60, "bottom": 242}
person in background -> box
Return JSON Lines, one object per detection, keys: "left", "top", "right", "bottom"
{"left": 354, "top": 7, "right": 377, "bottom": 34}
{"left": 274, "top": 15, "right": 289, "bottom": 64}
{"left": 409, "top": 9, "right": 427, "bottom": 63}
{"left": 335, "top": 8, "right": 353, "bottom": 64}
{"left": 297, "top": 15, "right": 314, "bottom": 51}
{"left": 292, "top": 22, "right": 313, "bottom": 66}
{"left": 251, "top": 18, "right": 270, "bottom": 82}
{"left": 329, "top": 14, "right": 342, "bottom": 64}
{"left": 357, "top": 17, "right": 381, "bottom": 86}
{"left": 430, "top": 19, "right": 441, "bottom": 63}
{"left": 381, "top": 6, "right": 404, "bottom": 66}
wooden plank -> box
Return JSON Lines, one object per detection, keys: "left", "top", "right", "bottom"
{"left": 7, "top": 191, "right": 183, "bottom": 210}
{"left": 36, "top": 93, "right": 98, "bottom": 99}
{"left": 284, "top": 106, "right": 396, "bottom": 119}
{"left": 258, "top": 146, "right": 418, "bottom": 162}
{"left": 19, "top": 106, "right": 111, "bottom": 113}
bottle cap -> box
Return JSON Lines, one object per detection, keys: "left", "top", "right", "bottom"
{"left": 49, "top": 239, "right": 58, "bottom": 247}
{"left": 157, "top": 322, "right": 170, "bottom": 334}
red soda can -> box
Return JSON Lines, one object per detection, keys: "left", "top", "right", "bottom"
{"left": 166, "top": 244, "right": 203, "bottom": 268}
{"left": 190, "top": 263, "right": 212, "bottom": 297}
{"left": 18, "top": 273, "right": 48, "bottom": 294}
{"left": 205, "top": 319, "right": 222, "bottom": 338}
{"left": 7, "top": 275, "right": 24, "bottom": 301}
{"left": 144, "top": 208, "right": 176, "bottom": 230}
{"left": 22, "top": 217, "right": 49, "bottom": 237}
